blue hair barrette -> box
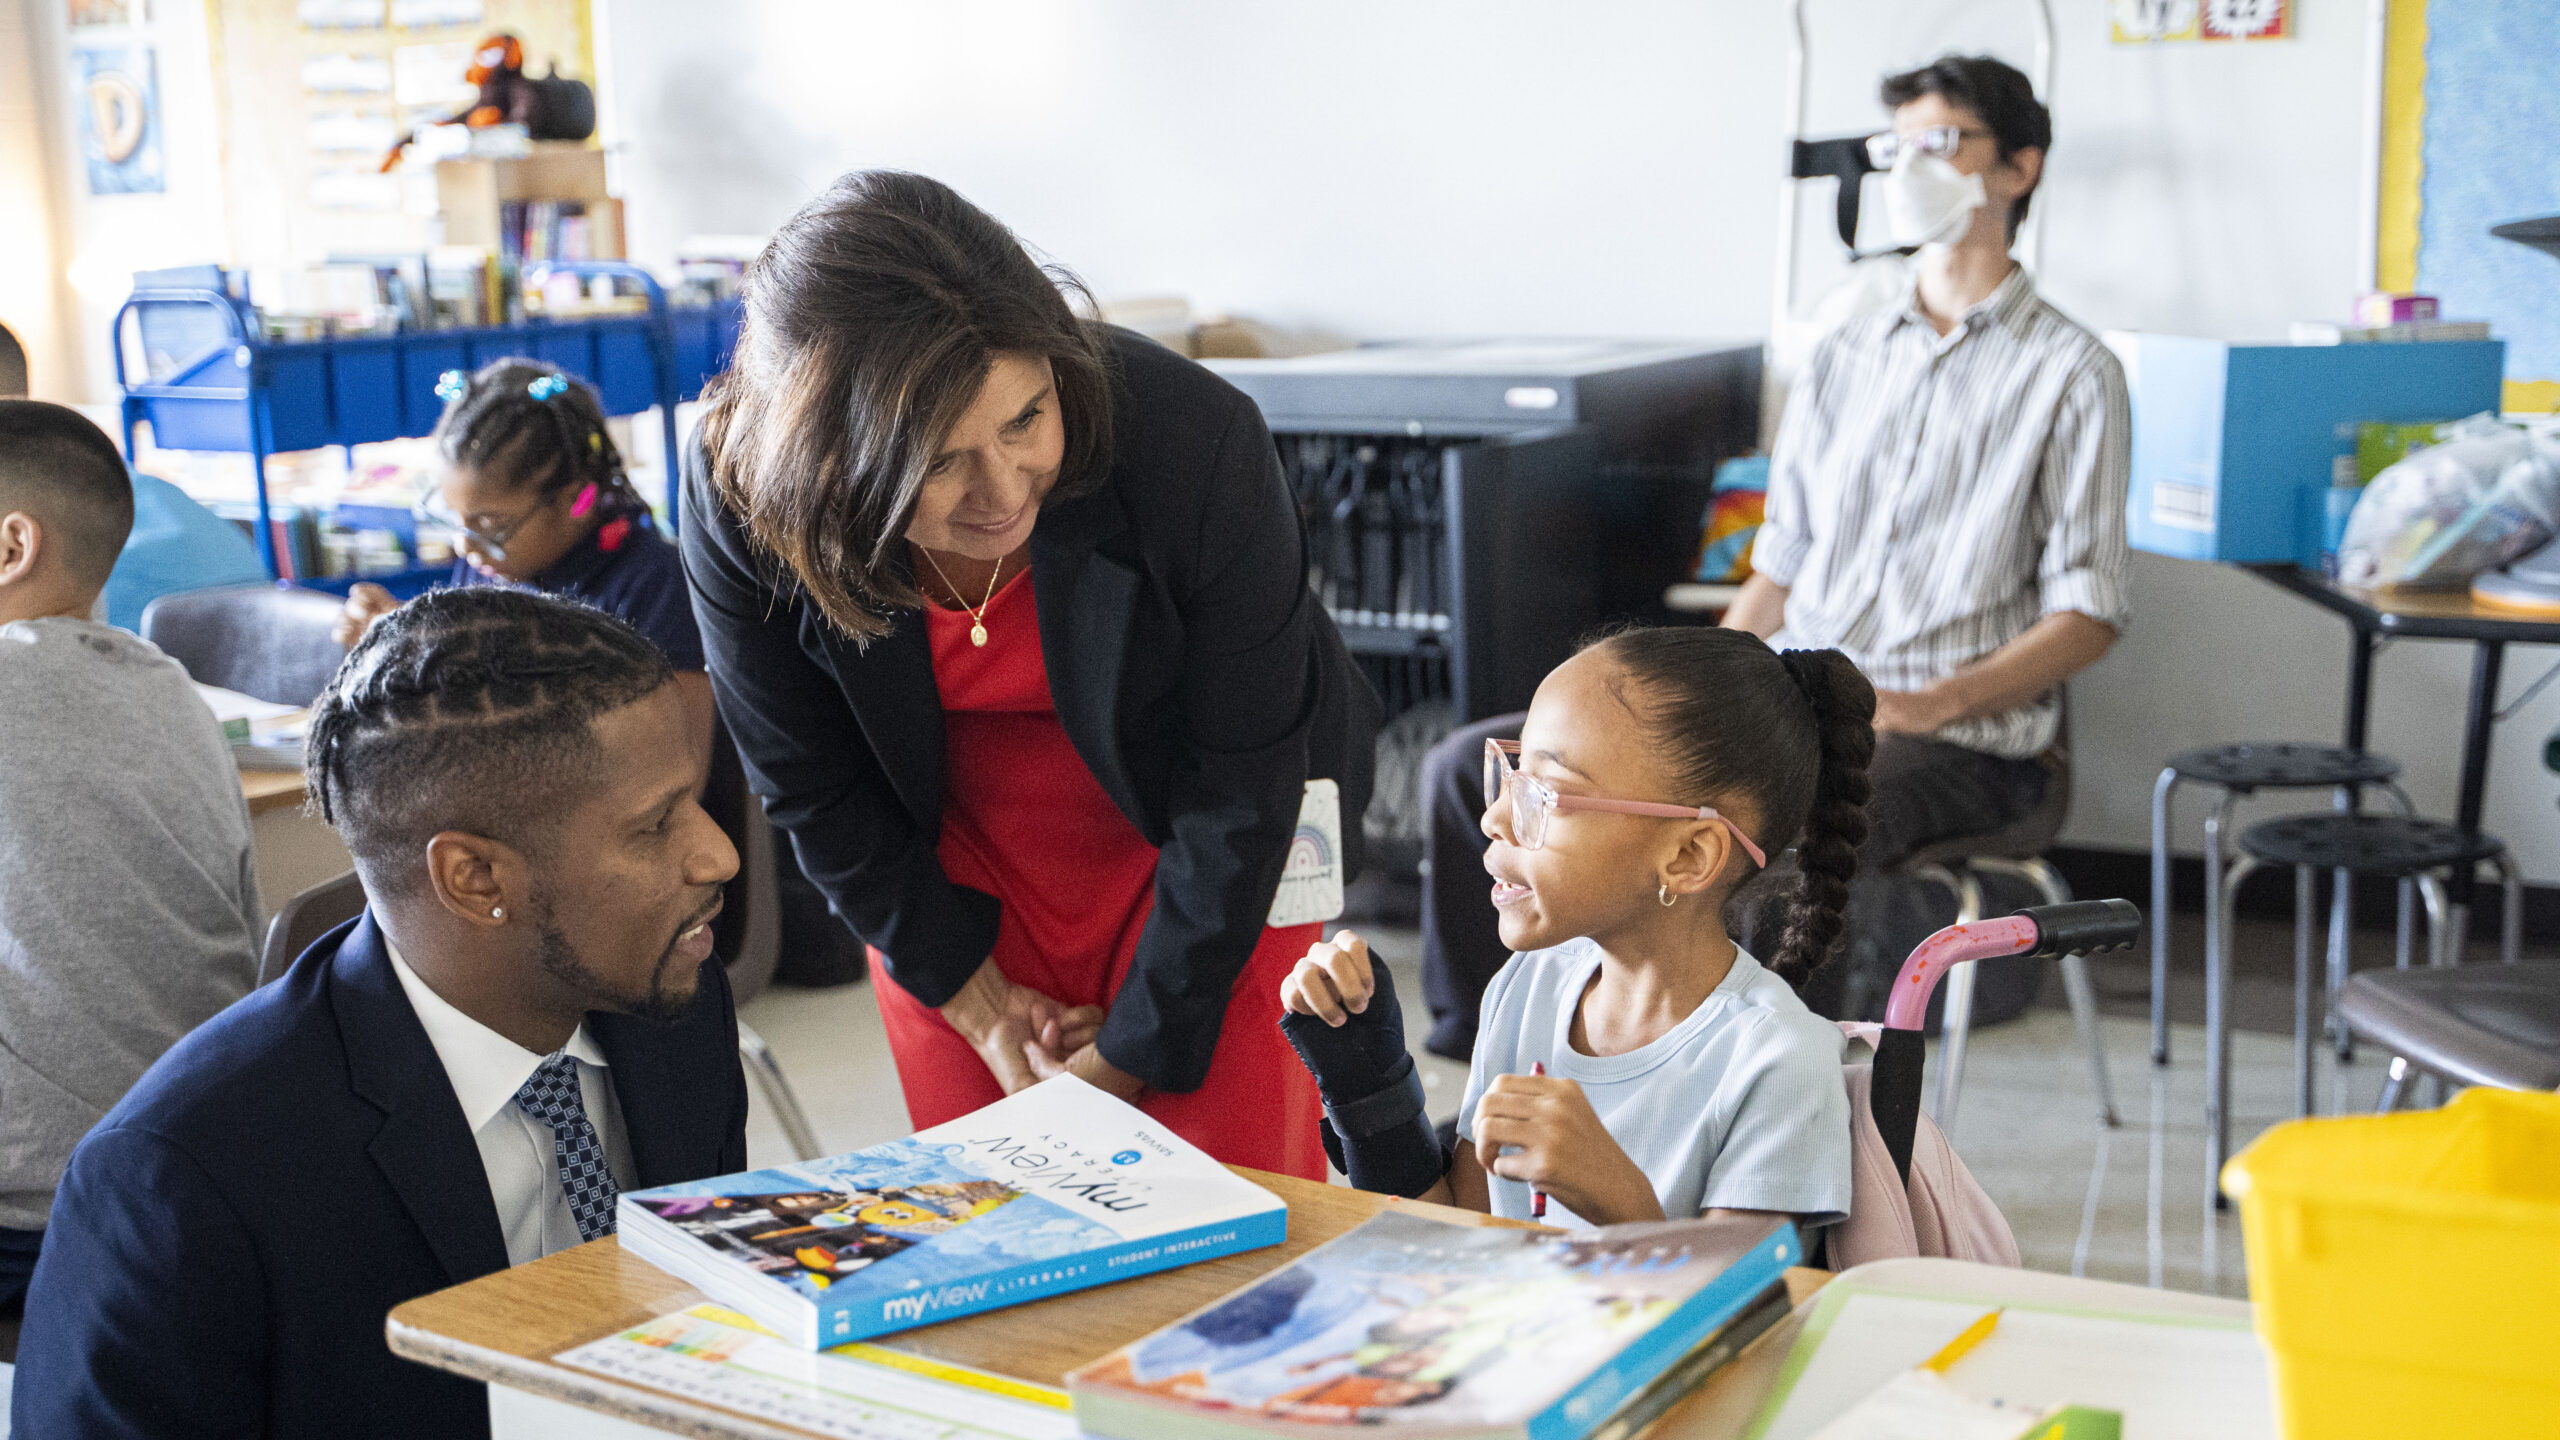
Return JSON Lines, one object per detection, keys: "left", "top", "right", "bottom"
{"left": 527, "top": 373, "right": 569, "bottom": 401}
{"left": 433, "top": 369, "right": 467, "bottom": 403}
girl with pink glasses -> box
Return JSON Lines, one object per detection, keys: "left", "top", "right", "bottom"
{"left": 1279, "top": 627, "right": 1874, "bottom": 1231}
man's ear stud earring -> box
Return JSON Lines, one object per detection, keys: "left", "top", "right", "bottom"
{"left": 491, "top": 907, "right": 506, "bottom": 921}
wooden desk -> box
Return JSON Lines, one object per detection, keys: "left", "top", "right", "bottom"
{"left": 2246, "top": 564, "right": 2560, "bottom": 919}
{"left": 388, "top": 1168, "right": 1828, "bottom": 1439}
{"left": 240, "top": 768, "right": 307, "bottom": 816}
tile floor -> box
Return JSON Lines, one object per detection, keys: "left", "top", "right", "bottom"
{"left": 735, "top": 921, "right": 2430, "bottom": 1304}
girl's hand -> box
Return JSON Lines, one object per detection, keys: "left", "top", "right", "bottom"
{"left": 1279, "top": 930, "right": 1377, "bottom": 1026}
{"left": 937, "top": 957, "right": 1102, "bottom": 1095}
{"left": 331, "top": 582, "right": 400, "bottom": 648}
{"left": 1472, "top": 1071, "right": 1665, "bottom": 1226}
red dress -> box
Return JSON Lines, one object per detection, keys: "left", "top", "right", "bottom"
{"left": 867, "top": 567, "right": 1328, "bottom": 1179}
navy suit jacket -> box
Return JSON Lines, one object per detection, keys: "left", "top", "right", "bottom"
{"left": 10, "top": 912, "right": 750, "bottom": 1440}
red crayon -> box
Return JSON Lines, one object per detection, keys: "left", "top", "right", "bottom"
{"left": 1529, "top": 1062, "right": 1549, "bottom": 1218}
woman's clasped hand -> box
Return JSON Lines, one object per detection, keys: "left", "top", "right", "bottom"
{"left": 935, "top": 956, "right": 1144, "bottom": 1102}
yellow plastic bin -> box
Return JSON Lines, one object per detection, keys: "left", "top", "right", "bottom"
{"left": 2222, "top": 1088, "right": 2560, "bottom": 1438}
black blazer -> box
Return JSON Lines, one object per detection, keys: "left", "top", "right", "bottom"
{"left": 10, "top": 913, "right": 748, "bottom": 1440}
{"left": 684, "top": 329, "right": 1379, "bottom": 1093}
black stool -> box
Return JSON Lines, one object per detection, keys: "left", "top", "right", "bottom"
{"left": 2203, "top": 814, "right": 2520, "bottom": 1195}
{"left": 2150, "top": 742, "right": 2405, "bottom": 1065}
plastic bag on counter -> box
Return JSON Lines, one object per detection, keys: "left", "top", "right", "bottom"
{"left": 2337, "top": 415, "right": 2560, "bottom": 588}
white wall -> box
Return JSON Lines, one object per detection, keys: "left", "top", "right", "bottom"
{"left": 16, "top": 0, "right": 235, "bottom": 406}
{"left": 0, "top": 0, "right": 73, "bottom": 395}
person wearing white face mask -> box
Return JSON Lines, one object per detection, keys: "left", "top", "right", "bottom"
{"left": 1716, "top": 54, "right": 2131, "bottom": 1022}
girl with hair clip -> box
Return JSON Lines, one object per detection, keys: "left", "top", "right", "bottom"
{"left": 1281, "top": 627, "right": 1873, "bottom": 1229}
{"left": 334, "top": 358, "right": 714, "bottom": 758}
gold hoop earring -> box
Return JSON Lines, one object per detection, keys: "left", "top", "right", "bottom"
{"left": 1657, "top": 883, "right": 1677, "bottom": 908}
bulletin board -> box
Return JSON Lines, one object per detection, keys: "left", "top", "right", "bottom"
{"left": 2377, "top": 0, "right": 2560, "bottom": 413}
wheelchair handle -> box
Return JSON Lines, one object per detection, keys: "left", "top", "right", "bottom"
{"left": 1881, "top": 899, "right": 2142, "bottom": 1033}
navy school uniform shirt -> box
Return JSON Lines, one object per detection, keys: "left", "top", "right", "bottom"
{"left": 453, "top": 507, "right": 705, "bottom": 671}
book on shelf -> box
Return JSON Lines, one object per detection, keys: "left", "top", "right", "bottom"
{"left": 617, "top": 1075, "right": 1288, "bottom": 1350}
{"left": 1066, "top": 1209, "right": 1800, "bottom": 1440}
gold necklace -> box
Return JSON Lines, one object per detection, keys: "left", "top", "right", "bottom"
{"left": 919, "top": 547, "right": 1003, "bottom": 647}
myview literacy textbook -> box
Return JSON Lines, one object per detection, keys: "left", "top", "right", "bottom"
{"left": 1066, "top": 1210, "right": 1796, "bottom": 1440}
{"left": 617, "top": 1075, "right": 1287, "bottom": 1348}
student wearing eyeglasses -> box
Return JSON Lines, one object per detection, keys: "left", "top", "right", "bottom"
{"left": 1419, "top": 54, "right": 2128, "bottom": 1050}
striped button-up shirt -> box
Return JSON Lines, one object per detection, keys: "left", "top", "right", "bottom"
{"left": 1758, "top": 266, "right": 2131, "bottom": 760}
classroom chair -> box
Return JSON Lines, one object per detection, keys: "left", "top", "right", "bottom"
{"left": 704, "top": 736, "right": 827, "bottom": 1163}
{"left": 2205, "top": 813, "right": 2522, "bottom": 1189}
{"left": 2149, "top": 742, "right": 2406, "bottom": 1066}
{"left": 259, "top": 869, "right": 364, "bottom": 984}
{"left": 140, "top": 583, "right": 347, "bottom": 708}
{"left": 1897, "top": 702, "right": 2116, "bottom": 1138}
{"left": 2336, "top": 958, "right": 2560, "bottom": 1109}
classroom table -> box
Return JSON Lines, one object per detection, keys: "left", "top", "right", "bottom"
{"left": 2246, "top": 563, "right": 2560, "bottom": 928}
{"left": 386, "top": 1167, "right": 1830, "bottom": 1440}
{"left": 239, "top": 768, "right": 307, "bottom": 816}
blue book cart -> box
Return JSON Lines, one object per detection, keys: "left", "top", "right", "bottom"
{"left": 112, "top": 260, "right": 742, "bottom": 589}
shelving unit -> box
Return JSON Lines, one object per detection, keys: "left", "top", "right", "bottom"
{"left": 112, "top": 259, "right": 741, "bottom": 586}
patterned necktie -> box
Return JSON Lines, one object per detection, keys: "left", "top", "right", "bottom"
{"left": 512, "top": 1052, "right": 619, "bottom": 1244}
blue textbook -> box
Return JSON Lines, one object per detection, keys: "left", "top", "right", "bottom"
{"left": 1068, "top": 1210, "right": 1797, "bottom": 1440}
{"left": 617, "top": 1075, "right": 1288, "bottom": 1348}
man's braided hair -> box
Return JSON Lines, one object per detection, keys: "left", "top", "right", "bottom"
{"left": 305, "top": 587, "right": 672, "bottom": 892}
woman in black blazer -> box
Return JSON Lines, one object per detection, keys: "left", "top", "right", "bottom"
{"left": 682, "top": 171, "right": 1377, "bottom": 1178}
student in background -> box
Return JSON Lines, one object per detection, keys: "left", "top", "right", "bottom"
{"left": 1282, "top": 628, "right": 1865, "bottom": 1230}
{"left": 333, "top": 358, "right": 714, "bottom": 761}
{"left": 13, "top": 589, "right": 749, "bottom": 1439}
{"left": 0, "top": 401, "right": 259, "bottom": 1327}
{"left": 97, "top": 472, "right": 269, "bottom": 632}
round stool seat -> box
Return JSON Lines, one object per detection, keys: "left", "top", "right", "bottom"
{"left": 2167, "top": 741, "right": 2400, "bottom": 792}
{"left": 2236, "top": 814, "right": 2503, "bottom": 877}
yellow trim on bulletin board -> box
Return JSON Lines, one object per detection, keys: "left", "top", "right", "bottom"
{"left": 2375, "top": 0, "right": 2427, "bottom": 294}
{"left": 573, "top": 0, "right": 596, "bottom": 88}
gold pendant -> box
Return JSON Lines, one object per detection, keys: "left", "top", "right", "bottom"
{"left": 970, "top": 623, "right": 988, "bottom": 647}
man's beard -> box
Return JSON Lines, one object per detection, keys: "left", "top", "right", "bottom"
{"left": 529, "top": 890, "right": 700, "bottom": 1023}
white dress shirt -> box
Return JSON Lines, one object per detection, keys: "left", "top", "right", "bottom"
{"left": 1757, "top": 265, "right": 2132, "bottom": 759}
{"left": 385, "top": 941, "right": 634, "bottom": 1266}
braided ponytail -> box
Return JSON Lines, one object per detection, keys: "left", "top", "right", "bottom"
{"left": 1770, "top": 650, "right": 1876, "bottom": 987}
{"left": 1591, "top": 627, "right": 1877, "bottom": 993}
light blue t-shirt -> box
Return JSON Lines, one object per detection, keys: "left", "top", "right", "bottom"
{"left": 1456, "top": 937, "right": 1852, "bottom": 1228}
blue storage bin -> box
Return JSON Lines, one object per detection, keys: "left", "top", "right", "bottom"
{"left": 252, "top": 346, "right": 335, "bottom": 454}
{"left": 591, "top": 318, "right": 662, "bottom": 415}
{"left": 402, "top": 337, "right": 471, "bottom": 433}
{"left": 328, "top": 337, "right": 404, "bottom": 445}
{"left": 140, "top": 344, "right": 256, "bottom": 452}
{"left": 2117, "top": 334, "right": 2509, "bottom": 566}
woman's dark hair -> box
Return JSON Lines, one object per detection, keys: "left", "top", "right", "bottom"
{"left": 698, "top": 169, "right": 1119, "bottom": 643}
{"left": 306, "top": 587, "right": 673, "bottom": 894}
{"left": 1591, "top": 627, "right": 1877, "bottom": 989}
{"left": 1880, "top": 53, "right": 2052, "bottom": 237}
{"left": 433, "top": 357, "right": 638, "bottom": 512}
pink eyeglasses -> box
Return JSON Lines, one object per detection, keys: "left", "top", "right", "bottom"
{"left": 1482, "top": 738, "right": 1768, "bottom": 868}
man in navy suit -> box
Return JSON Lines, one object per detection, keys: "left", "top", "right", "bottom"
{"left": 13, "top": 588, "right": 752, "bottom": 1439}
